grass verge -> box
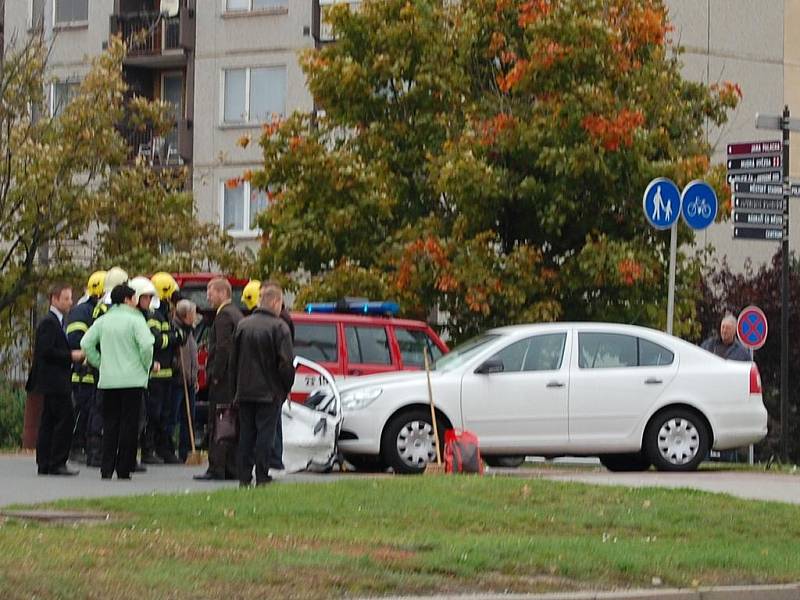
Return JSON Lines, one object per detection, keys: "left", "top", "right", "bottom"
{"left": 0, "top": 476, "right": 799, "bottom": 599}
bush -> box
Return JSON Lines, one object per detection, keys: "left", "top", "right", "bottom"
{"left": 0, "top": 379, "right": 25, "bottom": 449}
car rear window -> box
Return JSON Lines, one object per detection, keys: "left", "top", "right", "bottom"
{"left": 395, "top": 327, "right": 443, "bottom": 367}
{"left": 294, "top": 323, "right": 338, "bottom": 363}
{"left": 579, "top": 333, "right": 674, "bottom": 368}
{"left": 345, "top": 325, "right": 392, "bottom": 365}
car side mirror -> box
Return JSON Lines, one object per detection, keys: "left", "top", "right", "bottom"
{"left": 475, "top": 358, "right": 504, "bottom": 375}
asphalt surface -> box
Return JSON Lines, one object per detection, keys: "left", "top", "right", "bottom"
{"left": 0, "top": 452, "right": 353, "bottom": 508}
{"left": 2, "top": 452, "right": 800, "bottom": 507}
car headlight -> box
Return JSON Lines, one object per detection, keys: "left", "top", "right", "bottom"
{"left": 341, "top": 386, "right": 383, "bottom": 411}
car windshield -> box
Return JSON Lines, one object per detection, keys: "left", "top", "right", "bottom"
{"left": 434, "top": 333, "right": 502, "bottom": 372}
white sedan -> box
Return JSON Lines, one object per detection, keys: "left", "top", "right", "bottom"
{"left": 335, "top": 323, "right": 768, "bottom": 473}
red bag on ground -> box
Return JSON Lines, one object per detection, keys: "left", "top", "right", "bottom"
{"left": 444, "top": 429, "right": 484, "bottom": 474}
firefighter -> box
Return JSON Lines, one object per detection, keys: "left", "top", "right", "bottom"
{"left": 80, "top": 266, "right": 130, "bottom": 467}
{"left": 141, "top": 272, "right": 186, "bottom": 464}
{"left": 241, "top": 279, "right": 261, "bottom": 313}
{"left": 66, "top": 270, "right": 105, "bottom": 465}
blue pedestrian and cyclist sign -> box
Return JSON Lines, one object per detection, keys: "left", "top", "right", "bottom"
{"left": 737, "top": 305, "right": 768, "bottom": 350}
{"left": 643, "top": 177, "right": 681, "bottom": 229}
{"left": 680, "top": 180, "right": 718, "bottom": 230}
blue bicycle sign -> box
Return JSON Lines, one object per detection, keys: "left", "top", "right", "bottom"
{"left": 681, "top": 180, "right": 717, "bottom": 230}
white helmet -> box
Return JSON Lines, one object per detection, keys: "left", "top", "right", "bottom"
{"left": 101, "top": 266, "right": 129, "bottom": 305}
{"left": 129, "top": 276, "right": 158, "bottom": 306}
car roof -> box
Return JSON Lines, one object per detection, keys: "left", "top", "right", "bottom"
{"left": 289, "top": 311, "right": 434, "bottom": 329}
{"left": 173, "top": 273, "right": 249, "bottom": 287}
{"left": 487, "top": 322, "right": 675, "bottom": 338}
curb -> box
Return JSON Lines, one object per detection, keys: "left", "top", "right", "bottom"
{"left": 367, "top": 583, "right": 800, "bottom": 600}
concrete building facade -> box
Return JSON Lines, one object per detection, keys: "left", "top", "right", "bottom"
{"left": 666, "top": 0, "right": 799, "bottom": 269}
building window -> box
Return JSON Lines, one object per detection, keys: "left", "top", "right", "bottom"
{"left": 222, "top": 180, "right": 269, "bottom": 236}
{"left": 223, "top": 66, "right": 286, "bottom": 124}
{"left": 54, "top": 0, "right": 89, "bottom": 25}
{"left": 226, "top": 0, "right": 288, "bottom": 12}
{"left": 30, "top": 0, "right": 46, "bottom": 31}
{"left": 51, "top": 81, "right": 79, "bottom": 117}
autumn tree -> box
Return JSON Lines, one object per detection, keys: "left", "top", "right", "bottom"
{"left": 250, "top": 0, "right": 739, "bottom": 341}
{"left": 0, "top": 34, "right": 246, "bottom": 355}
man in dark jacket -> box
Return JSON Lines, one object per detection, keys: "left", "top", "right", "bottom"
{"left": 27, "top": 283, "right": 84, "bottom": 476}
{"left": 701, "top": 314, "right": 751, "bottom": 361}
{"left": 231, "top": 282, "right": 295, "bottom": 486}
{"left": 195, "top": 278, "right": 244, "bottom": 480}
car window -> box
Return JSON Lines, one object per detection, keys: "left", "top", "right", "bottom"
{"left": 523, "top": 333, "right": 567, "bottom": 371}
{"left": 488, "top": 339, "right": 529, "bottom": 373}
{"left": 345, "top": 325, "right": 392, "bottom": 365}
{"left": 395, "top": 327, "right": 444, "bottom": 367}
{"left": 579, "top": 332, "right": 637, "bottom": 369}
{"left": 486, "top": 333, "right": 567, "bottom": 373}
{"left": 639, "top": 338, "right": 674, "bottom": 366}
{"left": 294, "top": 323, "right": 338, "bottom": 362}
{"left": 434, "top": 333, "right": 501, "bottom": 372}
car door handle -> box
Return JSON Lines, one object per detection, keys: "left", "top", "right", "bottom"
{"left": 348, "top": 369, "right": 363, "bottom": 376}
{"left": 546, "top": 381, "right": 565, "bottom": 388}
{"left": 644, "top": 377, "right": 663, "bottom": 385}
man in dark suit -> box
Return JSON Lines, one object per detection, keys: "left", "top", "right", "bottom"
{"left": 194, "top": 278, "right": 243, "bottom": 481}
{"left": 26, "top": 283, "right": 85, "bottom": 476}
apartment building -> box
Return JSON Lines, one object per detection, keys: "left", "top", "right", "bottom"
{"left": 0, "top": 1, "right": 796, "bottom": 268}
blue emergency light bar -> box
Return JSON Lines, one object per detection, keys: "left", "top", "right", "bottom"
{"left": 305, "top": 300, "right": 400, "bottom": 316}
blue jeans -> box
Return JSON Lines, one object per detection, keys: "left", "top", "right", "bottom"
{"left": 171, "top": 382, "right": 196, "bottom": 462}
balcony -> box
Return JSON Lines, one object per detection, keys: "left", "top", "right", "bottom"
{"left": 120, "top": 119, "right": 193, "bottom": 166}
{"left": 110, "top": 7, "right": 195, "bottom": 68}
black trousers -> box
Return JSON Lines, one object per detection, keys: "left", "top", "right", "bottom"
{"left": 36, "top": 392, "right": 73, "bottom": 472}
{"left": 102, "top": 388, "right": 142, "bottom": 478}
{"left": 238, "top": 401, "right": 281, "bottom": 484}
{"left": 142, "top": 379, "right": 174, "bottom": 457}
{"left": 208, "top": 393, "right": 238, "bottom": 478}
{"left": 71, "top": 382, "right": 95, "bottom": 451}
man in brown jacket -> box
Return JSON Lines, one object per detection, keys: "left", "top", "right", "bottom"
{"left": 194, "top": 278, "right": 243, "bottom": 480}
{"left": 231, "top": 282, "right": 295, "bottom": 486}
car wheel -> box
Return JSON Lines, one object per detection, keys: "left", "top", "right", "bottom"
{"left": 344, "top": 454, "right": 387, "bottom": 473}
{"left": 381, "top": 409, "right": 444, "bottom": 475}
{"left": 484, "top": 456, "right": 526, "bottom": 468}
{"left": 645, "top": 408, "right": 709, "bottom": 472}
{"left": 599, "top": 453, "right": 651, "bottom": 472}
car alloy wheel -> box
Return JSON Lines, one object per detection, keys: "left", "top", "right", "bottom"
{"left": 645, "top": 408, "right": 709, "bottom": 472}
{"left": 396, "top": 420, "right": 436, "bottom": 469}
{"left": 381, "top": 408, "right": 446, "bottom": 474}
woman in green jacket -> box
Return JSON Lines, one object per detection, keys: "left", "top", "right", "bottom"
{"left": 82, "top": 284, "right": 154, "bottom": 479}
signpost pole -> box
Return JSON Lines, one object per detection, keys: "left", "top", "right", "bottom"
{"left": 780, "top": 106, "right": 790, "bottom": 461}
{"left": 666, "top": 224, "right": 677, "bottom": 335}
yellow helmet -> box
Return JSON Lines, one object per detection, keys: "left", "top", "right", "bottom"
{"left": 242, "top": 279, "right": 261, "bottom": 310}
{"left": 104, "top": 266, "right": 129, "bottom": 293}
{"left": 151, "top": 272, "right": 179, "bottom": 301}
{"left": 86, "top": 270, "right": 106, "bottom": 297}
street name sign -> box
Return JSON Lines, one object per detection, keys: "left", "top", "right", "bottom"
{"left": 733, "top": 181, "right": 783, "bottom": 197}
{"left": 733, "top": 227, "right": 783, "bottom": 240}
{"left": 733, "top": 196, "right": 784, "bottom": 212}
{"left": 733, "top": 211, "right": 784, "bottom": 226}
{"left": 727, "top": 140, "right": 781, "bottom": 156}
{"left": 726, "top": 155, "right": 781, "bottom": 172}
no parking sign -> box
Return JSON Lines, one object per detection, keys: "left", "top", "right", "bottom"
{"left": 737, "top": 305, "right": 768, "bottom": 350}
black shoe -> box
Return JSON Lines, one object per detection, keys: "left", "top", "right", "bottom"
{"left": 86, "top": 456, "right": 102, "bottom": 468}
{"left": 117, "top": 474, "right": 131, "bottom": 480}
{"left": 193, "top": 471, "right": 225, "bottom": 481}
{"left": 70, "top": 449, "right": 87, "bottom": 464}
{"left": 159, "top": 452, "right": 181, "bottom": 465}
{"left": 101, "top": 473, "right": 112, "bottom": 480}
{"left": 255, "top": 476, "right": 274, "bottom": 487}
{"left": 239, "top": 481, "right": 252, "bottom": 488}
{"left": 141, "top": 452, "right": 164, "bottom": 465}
{"left": 37, "top": 467, "right": 49, "bottom": 476}
{"left": 50, "top": 465, "right": 79, "bottom": 476}
{"left": 134, "top": 462, "right": 148, "bottom": 473}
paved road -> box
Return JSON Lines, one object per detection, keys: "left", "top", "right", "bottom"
{"left": 2, "top": 453, "right": 800, "bottom": 507}
{"left": 504, "top": 466, "right": 800, "bottom": 505}
{"left": 0, "top": 453, "right": 353, "bottom": 508}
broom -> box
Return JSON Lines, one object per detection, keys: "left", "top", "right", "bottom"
{"left": 423, "top": 347, "right": 445, "bottom": 475}
{"left": 179, "top": 346, "right": 204, "bottom": 465}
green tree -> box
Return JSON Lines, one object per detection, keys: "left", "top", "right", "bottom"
{"left": 0, "top": 33, "right": 247, "bottom": 346}
{"left": 251, "top": 0, "right": 738, "bottom": 342}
